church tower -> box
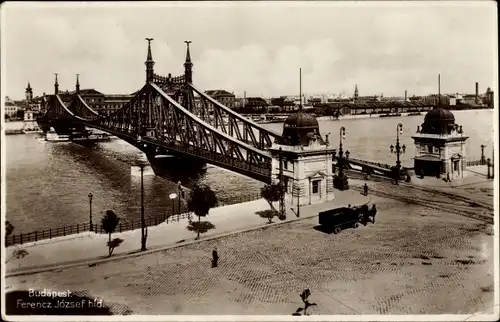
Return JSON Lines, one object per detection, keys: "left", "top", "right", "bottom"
{"left": 25, "top": 82, "right": 33, "bottom": 101}
{"left": 354, "top": 84, "right": 359, "bottom": 101}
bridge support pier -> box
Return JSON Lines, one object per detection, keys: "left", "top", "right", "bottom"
{"left": 146, "top": 152, "right": 207, "bottom": 182}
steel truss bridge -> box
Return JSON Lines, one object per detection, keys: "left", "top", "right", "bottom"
{"left": 37, "top": 40, "right": 282, "bottom": 183}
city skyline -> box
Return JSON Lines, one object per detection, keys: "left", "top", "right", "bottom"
{"left": 1, "top": 2, "right": 497, "bottom": 100}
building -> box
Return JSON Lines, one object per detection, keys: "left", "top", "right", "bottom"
{"left": 484, "top": 87, "right": 494, "bottom": 108}
{"left": 270, "top": 96, "right": 296, "bottom": 111}
{"left": 205, "top": 90, "right": 235, "bottom": 109}
{"left": 268, "top": 109, "right": 336, "bottom": 206}
{"left": 4, "top": 101, "right": 20, "bottom": 117}
{"left": 57, "top": 89, "right": 133, "bottom": 115}
{"left": 102, "top": 94, "right": 134, "bottom": 115}
{"left": 244, "top": 97, "right": 269, "bottom": 111}
{"left": 411, "top": 106, "right": 469, "bottom": 179}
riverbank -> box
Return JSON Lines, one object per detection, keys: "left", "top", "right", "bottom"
{"left": 5, "top": 188, "right": 371, "bottom": 275}
{"left": 5, "top": 175, "right": 496, "bottom": 316}
{"left": 5, "top": 166, "right": 494, "bottom": 275}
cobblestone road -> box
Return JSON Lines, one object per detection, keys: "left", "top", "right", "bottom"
{"left": 6, "top": 191, "right": 494, "bottom": 315}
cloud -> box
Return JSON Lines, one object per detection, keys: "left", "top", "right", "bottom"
{"left": 2, "top": 2, "right": 496, "bottom": 100}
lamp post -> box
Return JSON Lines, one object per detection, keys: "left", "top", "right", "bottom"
{"left": 139, "top": 163, "right": 147, "bottom": 251}
{"left": 325, "top": 133, "right": 330, "bottom": 201}
{"left": 296, "top": 186, "right": 300, "bottom": 217}
{"left": 88, "top": 193, "right": 93, "bottom": 232}
{"left": 390, "top": 123, "right": 404, "bottom": 184}
{"left": 487, "top": 158, "right": 491, "bottom": 179}
{"left": 169, "top": 193, "right": 178, "bottom": 220}
{"left": 338, "top": 126, "right": 346, "bottom": 178}
{"left": 177, "top": 181, "right": 183, "bottom": 219}
{"left": 481, "top": 145, "right": 486, "bottom": 164}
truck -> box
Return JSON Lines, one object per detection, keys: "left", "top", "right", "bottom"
{"left": 318, "top": 207, "right": 361, "bottom": 234}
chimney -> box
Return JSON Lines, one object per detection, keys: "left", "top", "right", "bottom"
{"left": 475, "top": 82, "right": 479, "bottom": 104}
{"left": 405, "top": 90, "right": 407, "bottom": 101}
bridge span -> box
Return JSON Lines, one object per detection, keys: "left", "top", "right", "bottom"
{"left": 38, "top": 40, "right": 398, "bottom": 183}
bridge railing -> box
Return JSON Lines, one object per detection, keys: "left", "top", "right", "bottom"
{"left": 5, "top": 192, "right": 262, "bottom": 247}
{"left": 467, "top": 159, "right": 487, "bottom": 167}
{"left": 347, "top": 157, "right": 394, "bottom": 171}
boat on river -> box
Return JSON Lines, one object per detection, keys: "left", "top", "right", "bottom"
{"left": 45, "top": 131, "right": 71, "bottom": 142}
{"left": 380, "top": 113, "right": 402, "bottom": 118}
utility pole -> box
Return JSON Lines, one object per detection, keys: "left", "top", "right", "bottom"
{"left": 279, "top": 147, "right": 285, "bottom": 220}
{"left": 140, "top": 164, "right": 147, "bottom": 251}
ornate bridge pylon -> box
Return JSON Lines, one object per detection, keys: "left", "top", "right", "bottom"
{"left": 37, "top": 39, "right": 282, "bottom": 183}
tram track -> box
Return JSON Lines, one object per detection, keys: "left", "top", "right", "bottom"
{"left": 347, "top": 170, "right": 493, "bottom": 211}
{"left": 351, "top": 185, "right": 493, "bottom": 225}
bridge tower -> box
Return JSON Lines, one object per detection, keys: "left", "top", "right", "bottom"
{"left": 145, "top": 38, "right": 155, "bottom": 83}
{"left": 412, "top": 76, "right": 468, "bottom": 179}
{"left": 54, "top": 73, "right": 59, "bottom": 94}
{"left": 75, "top": 74, "right": 80, "bottom": 93}
{"left": 268, "top": 112, "right": 336, "bottom": 207}
{"left": 412, "top": 108, "right": 468, "bottom": 179}
{"left": 269, "top": 69, "right": 336, "bottom": 207}
{"left": 184, "top": 40, "right": 193, "bottom": 84}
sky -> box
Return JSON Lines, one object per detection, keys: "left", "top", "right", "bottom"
{"left": 1, "top": 1, "right": 497, "bottom": 100}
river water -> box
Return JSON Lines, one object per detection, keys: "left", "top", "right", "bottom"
{"left": 4, "top": 110, "right": 494, "bottom": 234}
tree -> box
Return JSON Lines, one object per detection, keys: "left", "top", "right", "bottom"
{"left": 101, "top": 210, "right": 120, "bottom": 257}
{"left": 260, "top": 183, "right": 282, "bottom": 215}
{"left": 187, "top": 184, "right": 218, "bottom": 240}
{"left": 5, "top": 221, "right": 14, "bottom": 247}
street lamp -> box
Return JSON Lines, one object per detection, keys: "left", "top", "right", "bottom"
{"left": 177, "top": 181, "right": 183, "bottom": 218}
{"left": 169, "top": 193, "right": 178, "bottom": 220}
{"left": 338, "top": 126, "right": 346, "bottom": 177}
{"left": 88, "top": 193, "right": 93, "bottom": 232}
{"left": 138, "top": 163, "right": 147, "bottom": 251}
{"left": 481, "top": 144, "right": 486, "bottom": 164}
{"left": 390, "top": 123, "right": 404, "bottom": 184}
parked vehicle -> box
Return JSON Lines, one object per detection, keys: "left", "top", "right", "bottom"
{"left": 318, "top": 207, "right": 360, "bottom": 234}
{"left": 319, "top": 204, "right": 377, "bottom": 234}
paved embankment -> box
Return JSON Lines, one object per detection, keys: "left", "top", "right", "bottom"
{"left": 5, "top": 189, "right": 371, "bottom": 276}
{"left": 5, "top": 183, "right": 495, "bottom": 315}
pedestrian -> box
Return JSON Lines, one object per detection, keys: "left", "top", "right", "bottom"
{"left": 446, "top": 172, "right": 451, "bottom": 182}
{"left": 371, "top": 204, "right": 377, "bottom": 224}
{"left": 363, "top": 183, "right": 368, "bottom": 196}
{"left": 212, "top": 247, "right": 219, "bottom": 268}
